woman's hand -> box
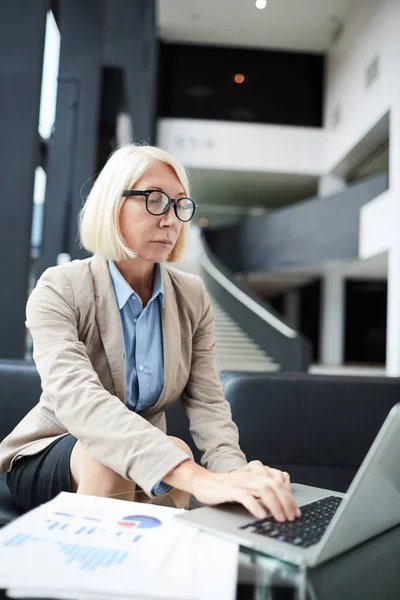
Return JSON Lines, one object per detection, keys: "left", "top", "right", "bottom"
{"left": 164, "top": 460, "right": 301, "bottom": 521}
{"left": 233, "top": 461, "right": 292, "bottom": 492}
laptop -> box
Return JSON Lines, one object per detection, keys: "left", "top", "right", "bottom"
{"left": 177, "top": 403, "right": 400, "bottom": 567}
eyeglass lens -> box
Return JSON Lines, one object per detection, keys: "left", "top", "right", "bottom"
{"left": 147, "top": 191, "right": 195, "bottom": 222}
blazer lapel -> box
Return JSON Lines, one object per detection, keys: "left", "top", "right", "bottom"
{"left": 90, "top": 255, "right": 126, "bottom": 404}
{"left": 158, "top": 266, "right": 181, "bottom": 406}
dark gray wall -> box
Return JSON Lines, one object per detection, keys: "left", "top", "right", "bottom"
{"left": 40, "top": 0, "right": 104, "bottom": 270}
{"left": 39, "top": 0, "right": 158, "bottom": 271}
{"left": 205, "top": 173, "right": 388, "bottom": 273}
{"left": 103, "top": 0, "right": 158, "bottom": 144}
{"left": 0, "top": 1, "right": 48, "bottom": 358}
{"left": 159, "top": 43, "right": 324, "bottom": 128}
{"left": 0, "top": 0, "right": 158, "bottom": 359}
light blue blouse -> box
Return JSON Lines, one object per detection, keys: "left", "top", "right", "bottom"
{"left": 108, "top": 261, "right": 170, "bottom": 495}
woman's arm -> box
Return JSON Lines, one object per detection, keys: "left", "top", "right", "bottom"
{"left": 163, "top": 457, "right": 300, "bottom": 521}
{"left": 26, "top": 267, "right": 189, "bottom": 497}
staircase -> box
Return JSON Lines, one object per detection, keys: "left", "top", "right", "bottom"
{"left": 174, "top": 256, "right": 279, "bottom": 373}
{"left": 211, "top": 293, "right": 279, "bottom": 372}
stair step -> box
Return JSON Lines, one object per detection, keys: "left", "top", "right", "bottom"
{"left": 215, "top": 343, "right": 265, "bottom": 352}
{"left": 215, "top": 329, "right": 252, "bottom": 336}
{"left": 214, "top": 320, "right": 242, "bottom": 328}
{"left": 215, "top": 344, "right": 271, "bottom": 354}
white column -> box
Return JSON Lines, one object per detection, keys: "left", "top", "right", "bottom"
{"left": 57, "top": 253, "right": 71, "bottom": 265}
{"left": 386, "top": 105, "right": 400, "bottom": 376}
{"left": 318, "top": 173, "right": 346, "bottom": 198}
{"left": 386, "top": 243, "right": 400, "bottom": 375}
{"left": 320, "top": 268, "right": 345, "bottom": 366}
{"left": 116, "top": 112, "right": 133, "bottom": 145}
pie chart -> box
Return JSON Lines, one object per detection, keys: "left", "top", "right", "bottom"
{"left": 117, "top": 515, "right": 162, "bottom": 529}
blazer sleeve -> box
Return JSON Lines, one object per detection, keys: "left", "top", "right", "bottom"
{"left": 181, "top": 280, "right": 248, "bottom": 473}
{"left": 26, "top": 269, "right": 189, "bottom": 497}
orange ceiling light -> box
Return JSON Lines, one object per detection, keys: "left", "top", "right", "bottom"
{"left": 234, "top": 73, "right": 245, "bottom": 84}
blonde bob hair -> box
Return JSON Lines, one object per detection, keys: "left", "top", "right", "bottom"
{"left": 79, "top": 144, "right": 190, "bottom": 262}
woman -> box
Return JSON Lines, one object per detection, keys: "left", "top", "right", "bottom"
{"left": 0, "top": 144, "right": 300, "bottom": 523}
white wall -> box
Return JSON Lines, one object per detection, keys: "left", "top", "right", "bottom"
{"left": 157, "top": 118, "right": 326, "bottom": 176}
{"left": 359, "top": 190, "right": 395, "bottom": 259}
{"left": 323, "top": 0, "right": 400, "bottom": 375}
{"left": 385, "top": 94, "right": 400, "bottom": 376}
{"left": 324, "top": 0, "right": 400, "bottom": 171}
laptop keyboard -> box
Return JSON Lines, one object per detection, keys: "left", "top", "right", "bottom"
{"left": 239, "top": 495, "right": 343, "bottom": 549}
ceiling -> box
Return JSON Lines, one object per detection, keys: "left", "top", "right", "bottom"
{"left": 189, "top": 167, "right": 318, "bottom": 210}
{"left": 157, "top": 0, "right": 355, "bottom": 53}
{"left": 347, "top": 144, "right": 389, "bottom": 183}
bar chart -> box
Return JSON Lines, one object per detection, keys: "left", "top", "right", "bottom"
{"left": 2, "top": 533, "right": 130, "bottom": 572}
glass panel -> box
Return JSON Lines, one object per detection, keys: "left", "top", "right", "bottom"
{"left": 38, "top": 11, "right": 61, "bottom": 140}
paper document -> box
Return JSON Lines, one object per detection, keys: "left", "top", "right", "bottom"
{"left": 0, "top": 492, "right": 187, "bottom": 597}
{"left": 0, "top": 492, "right": 238, "bottom": 600}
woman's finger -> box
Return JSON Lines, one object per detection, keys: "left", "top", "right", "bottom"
{"left": 267, "top": 477, "right": 300, "bottom": 520}
{"left": 245, "top": 472, "right": 297, "bottom": 521}
{"left": 224, "top": 470, "right": 300, "bottom": 521}
{"left": 259, "top": 466, "right": 293, "bottom": 496}
{"left": 239, "top": 468, "right": 299, "bottom": 521}
{"left": 283, "top": 471, "right": 292, "bottom": 492}
{"left": 237, "top": 491, "right": 267, "bottom": 520}
{"left": 257, "top": 485, "right": 288, "bottom": 522}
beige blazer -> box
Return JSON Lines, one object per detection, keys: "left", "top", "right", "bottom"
{"left": 0, "top": 255, "right": 247, "bottom": 496}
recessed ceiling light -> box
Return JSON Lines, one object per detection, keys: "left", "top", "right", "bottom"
{"left": 234, "top": 73, "right": 245, "bottom": 84}
{"left": 255, "top": 0, "right": 267, "bottom": 9}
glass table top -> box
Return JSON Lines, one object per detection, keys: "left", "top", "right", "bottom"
{"left": 238, "top": 524, "right": 400, "bottom": 600}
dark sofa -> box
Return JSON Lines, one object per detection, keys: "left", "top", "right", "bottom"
{"left": 1, "top": 360, "right": 399, "bottom": 527}
{"left": 168, "top": 370, "right": 400, "bottom": 493}
{"left": 0, "top": 360, "right": 41, "bottom": 525}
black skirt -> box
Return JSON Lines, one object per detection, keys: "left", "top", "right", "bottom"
{"left": 6, "top": 434, "right": 78, "bottom": 511}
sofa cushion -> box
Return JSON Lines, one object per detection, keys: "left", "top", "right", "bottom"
{"left": 0, "top": 360, "right": 42, "bottom": 527}
{"left": 0, "top": 473, "right": 23, "bottom": 527}
{"left": 166, "top": 400, "right": 200, "bottom": 462}
{"left": 0, "top": 360, "right": 41, "bottom": 442}
{"left": 221, "top": 371, "right": 400, "bottom": 492}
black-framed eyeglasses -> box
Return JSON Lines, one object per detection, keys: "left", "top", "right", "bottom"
{"left": 122, "top": 189, "right": 197, "bottom": 223}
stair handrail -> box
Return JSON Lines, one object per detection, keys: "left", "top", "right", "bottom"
{"left": 198, "top": 240, "right": 297, "bottom": 339}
